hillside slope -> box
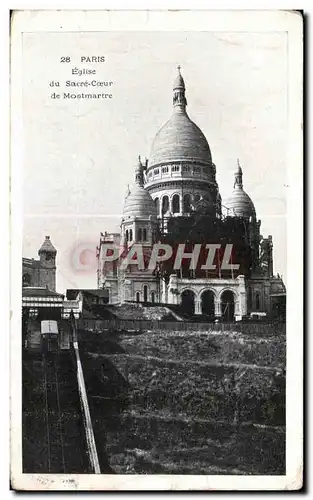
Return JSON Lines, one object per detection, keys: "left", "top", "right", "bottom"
{"left": 80, "top": 327, "right": 285, "bottom": 475}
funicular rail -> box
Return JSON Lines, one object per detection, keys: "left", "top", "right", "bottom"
{"left": 42, "top": 353, "right": 66, "bottom": 473}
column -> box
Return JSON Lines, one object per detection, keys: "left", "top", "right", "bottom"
{"left": 239, "top": 292, "right": 247, "bottom": 317}
{"left": 237, "top": 275, "right": 247, "bottom": 318}
{"left": 235, "top": 297, "right": 240, "bottom": 319}
{"left": 214, "top": 297, "right": 222, "bottom": 319}
{"left": 194, "top": 298, "right": 201, "bottom": 315}
{"left": 263, "top": 281, "right": 271, "bottom": 315}
{"left": 162, "top": 279, "right": 168, "bottom": 303}
{"left": 168, "top": 274, "right": 178, "bottom": 304}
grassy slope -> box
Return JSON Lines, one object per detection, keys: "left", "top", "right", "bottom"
{"left": 80, "top": 327, "right": 285, "bottom": 475}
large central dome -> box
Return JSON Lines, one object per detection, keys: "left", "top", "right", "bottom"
{"left": 149, "top": 66, "right": 212, "bottom": 168}
{"left": 149, "top": 113, "right": 212, "bottom": 167}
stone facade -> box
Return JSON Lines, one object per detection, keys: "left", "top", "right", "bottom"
{"left": 97, "top": 68, "right": 286, "bottom": 320}
{"left": 167, "top": 275, "right": 247, "bottom": 320}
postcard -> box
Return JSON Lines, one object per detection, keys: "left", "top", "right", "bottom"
{"left": 10, "top": 9, "right": 303, "bottom": 491}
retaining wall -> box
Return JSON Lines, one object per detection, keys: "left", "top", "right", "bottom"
{"left": 79, "top": 318, "right": 285, "bottom": 335}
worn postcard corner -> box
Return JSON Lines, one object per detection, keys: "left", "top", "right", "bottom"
{"left": 10, "top": 8, "right": 303, "bottom": 492}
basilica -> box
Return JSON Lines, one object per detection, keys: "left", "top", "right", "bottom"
{"left": 96, "top": 67, "right": 286, "bottom": 321}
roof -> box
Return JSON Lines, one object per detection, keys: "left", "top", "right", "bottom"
{"left": 123, "top": 185, "right": 157, "bottom": 218}
{"left": 22, "top": 287, "right": 64, "bottom": 298}
{"left": 38, "top": 236, "right": 57, "bottom": 254}
{"left": 149, "top": 111, "right": 212, "bottom": 168}
{"left": 66, "top": 289, "right": 110, "bottom": 300}
{"left": 225, "top": 164, "right": 256, "bottom": 219}
{"left": 225, "top": 187, "right": 256, "bottom": 219}
{"left": 22, "top": 258, "right": 41, "bottom": 269}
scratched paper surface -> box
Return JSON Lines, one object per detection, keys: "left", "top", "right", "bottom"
{"left": 10, "top": 9, "right": 303, "bottom": 491}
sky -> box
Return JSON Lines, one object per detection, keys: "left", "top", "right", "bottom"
{"left": 22, "top": 30, "right": 288, "bottom": 294}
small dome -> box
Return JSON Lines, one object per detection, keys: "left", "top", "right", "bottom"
{"left": 123, "top": 185, "right": 157, "bottom": 218}
{"left": 225, "top": 161, "right": 256, "bottom": 219}
{"left": 149, "top": 112, "right": 212, "bottom": 167}
{"left": 225, "top": 189, "right": 256, "bottom": 218}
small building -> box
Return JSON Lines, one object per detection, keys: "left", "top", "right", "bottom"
{"left": 66, "top": 289, "right": 110, "bottom": 318}
{"left": 63, "top": 297, "right": 83, "bottom": 319}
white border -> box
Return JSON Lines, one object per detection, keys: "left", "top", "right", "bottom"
{"left": 10, "top": 9, "right": 303, "bottom": 491}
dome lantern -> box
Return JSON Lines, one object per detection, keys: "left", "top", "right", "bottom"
{"left": 135, "top": 155, "right": 144, "bottom": 187}
{"left": 173, "top": 65, "right": 187, "bottom": 112}
{"left": 234, "top": 159, "right": 243, "bottom": 189}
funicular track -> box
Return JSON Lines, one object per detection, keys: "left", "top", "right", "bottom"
{"left": 42, "top": 352, "right": 66, "bottom": 473}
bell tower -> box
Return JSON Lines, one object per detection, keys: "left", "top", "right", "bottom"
{"left": 38, "top": 236, "right": 57, "bottom": 291}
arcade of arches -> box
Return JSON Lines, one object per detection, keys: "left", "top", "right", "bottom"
{"left": 180, "top": 288, "right": 236, "bottom": 320}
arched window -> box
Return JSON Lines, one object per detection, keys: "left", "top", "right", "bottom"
{"left": 194, "top": 193, "right": 200, "bottom": 203}
{"left": 201, "top": 290, "right": 215, "bottom": 318}
{"left": 137, "top": 228, "right": 142, "bottom": 241}
{"left": 255, "top": 293, "right": 260, "bottom": 310}
{"left": 183, "top": 193, "right": 191, "bottom": 213}
{"left": 172, "top": 194, "right": 180, "bottom": 214}
{"left": 23, "top": 273, "right": 31, "bottom": 287}
{"left": 125, "top": 229, "right": 129, "bottom": 242}
{"left": 136, "top": 292, "right": 140, "bottom": 303}
{"left": 142, "top": 228, "right": 147, "bottom": 241}
{"left": 162, "top": 195, "right": 169, "bottom": 214}
{"left": 151, "top": 292, "right": 155, "bottom": 304}
{"left": 154, "top": 197, "right": 160, "bottom": 215}
{"left": 248, "top": 287, "right": 252, "bottom": 309}
{"left": 181, "top": 289, "right": 195, "bottom": 316}
{"left": 143, "top": 285, "right": 148, "bottom": 302}
{"left": 221, "top": 290, "right": 235, "bottom": 321}
{"left": 129, "top": 229, "right": 133, "bottom": 241}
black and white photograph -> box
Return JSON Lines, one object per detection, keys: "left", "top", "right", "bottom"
{"left": 10, "top": 9, "right": 303, "bottom": 491}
